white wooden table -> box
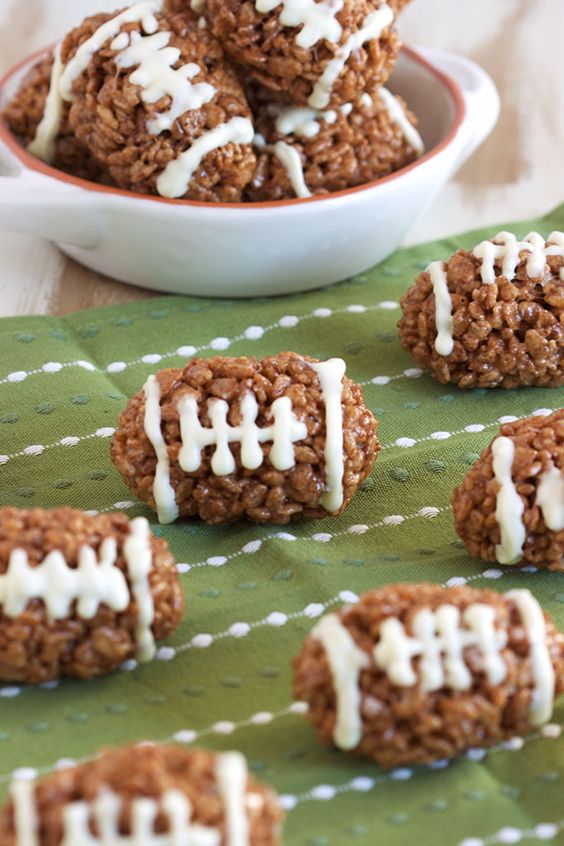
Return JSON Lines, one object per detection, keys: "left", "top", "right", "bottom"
{"left": 0, "top": 0, "right": 562, "bottom": 316}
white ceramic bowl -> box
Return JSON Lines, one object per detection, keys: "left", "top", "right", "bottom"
{"left": 0, "top": 45, "right": 499, "bottom": 297}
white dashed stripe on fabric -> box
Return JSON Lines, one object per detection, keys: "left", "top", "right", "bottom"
{"left": 0, "top": 369, "right": 426, "bottom": 467}
{"left": 384, "top": 408, "right": 554, "bottom": 451}
{"left": 0, "top": 701, "right": 308, "bottom": 785}
{"left": 0, "top": 428, "right": 115, "bottom": 466}
{"left": 170, "top": 590, "right": 362, "bottom": 658}
{"left": 0, "top": 360, "right": 97, "bottom": 387}
{"left": 177, "top": 506, "right": 446, "bottom": 574}
{"left": 83, "top": 501, "right": 138, "bottom": 517}
{"left": 357, "top": 367, "right": 424, "bottom": 387}
{"left": 443, "top": 563, "right": 540, "bottom": 590}
{"left": 0, "top": 301, "right": 400, "bottom": 388}
{"left": 458, "top": 818, "right": 564, "bottom": 846}
{"left": 280, "top": 725, "right": 564, "bottom": 812}
{"left": 171, "top": 701, "right": 308, "bottom": 745}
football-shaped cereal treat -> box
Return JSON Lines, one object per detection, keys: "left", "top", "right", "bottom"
{"left": 10, "top": 1, "right": 256, "bottom": 201}
{"left": 111, "top": 352, "right": 379, "bottom": 525}
{"left": 0, "top": 508, "right": 184, "bottom": 683}
{"left": 247, "top": 86, "right": 423, "bottom": 200}
{"left": 452, "top": 409, "right": 564, "bottom": 571}
{"left": 398, "top": 231, "right": 564, "bottom": 388}
{"left": 205, "top": 0, "right": 404, "bottom": 109}
{"left": 2, "top": 49, "right": 108, "bottom": 181}
{"left": 294, "top": 583, "right": 564, "bottom": 767}
{"left": 0, "top": 744, "right": 283, "bottom": 845}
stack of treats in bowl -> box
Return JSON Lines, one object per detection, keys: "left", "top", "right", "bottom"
{"left": 0, "top": 1, "right": 563, "bottom": 844}
{"left": 3, "top": 0, "right": 423, "bottom": 202}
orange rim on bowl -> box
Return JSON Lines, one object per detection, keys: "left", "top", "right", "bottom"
{"left": 0, "top": 45, "right": 465, "bottom": 210}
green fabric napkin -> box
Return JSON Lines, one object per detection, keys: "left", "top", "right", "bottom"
{"left": 0, "top": 205, "right": 563, "bottom": 846}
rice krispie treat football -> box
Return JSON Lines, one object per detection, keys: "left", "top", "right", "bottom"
{"left": 111, "top": 352, "right": 379, "bottom": 525}
{"left": 247, "top": 85, "right": 423, "bottom": 200}
{"left": 28, "top": 1, "right": 257, "bottom": 201}
{"left": 398, "top": 231, "right": 564, "bottom": 388}
{"left": 204, "top": 0, "right": 404, "bottom": 109}
{"left": 0, "top": 744, "right": 283, "bottom": 845}
{"left": 0, "top": 508, "right": 184, "bottom": 683}
{"left": 293, "top": 583, "right": 564, "bottom": 767}
{"left": 2, "top": 50, "right": 108, "bottom": 181}
{"left": 452, "top": 409, "right": 564, "bottom": 571}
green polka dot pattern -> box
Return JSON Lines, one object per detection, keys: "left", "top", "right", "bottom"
{"left": 0, "top": 206, "right": 563, "bottom": 846}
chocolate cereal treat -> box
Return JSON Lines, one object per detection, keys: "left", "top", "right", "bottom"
{"left": 0, "top": 508, "right": 184, "bottom": 683}
{"left": 111, "top": 352, "right": 379, "bottom": 525}
{"left": 205, "top": 0, "right": 403, "bottom": 109}
{"left": 398, "top": 231, "right": 564, "bottom": 388}
{"left": 247, "top": 85, "right": 423, "bottom": 200}
{"left": 28, "top": 3, "right": 256, "bottom": 201}
{"left": 2, "top": 50, "right": 108, "bottom": 181}
{"left": 293, "top": 583, "right": 564, "bottom": 767}
{"left": 0, "top": 744, "right": 283, "bottom": 845}
{"left": 452, "top": 410, "right": 564, "bottom": 571}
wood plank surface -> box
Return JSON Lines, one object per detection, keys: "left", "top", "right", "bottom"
{"left": 0, "top": 0, "right": 562, "bottom": 316}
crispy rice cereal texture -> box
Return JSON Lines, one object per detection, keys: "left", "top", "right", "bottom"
{"left": 0, "top": 508, "right": 184, "bottom": 683}
{"left": 204, "top": 0, "right": 403, "bottom": 108}
{"left": 2, "top": 51, "right": 109, "bottom": 182}
{"left": 63, "top": 9, "right": 256, "bottom": 201}
{"left": 246, "top": 86, "right": 420, "bottom": 200}
{"left": 397, "top": 236, "right": 564, "bottom": 388}
{"left": 293, "top": 583, "right": 564, "bottom": 767}
{"left": 452, "top": 410, "right": 564, "bottom": 572}
{"left": 111, "top": 352, "right": 380, "bottom": 525}
{"left": 0, "top": 744, "right": 283, "bottom": 846}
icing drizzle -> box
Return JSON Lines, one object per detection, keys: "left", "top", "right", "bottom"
{"left": 270, "top": 104, "right": 338, "bottom": 139}
{"left": 216, "top": 753, "right": 250, "bottom": 846}
{"left": 0, "top": 537, "right": 128, "bottom": 621}
{"left": 427, "top": 260, "right": 454, "bottom": 356}
{"left": 10, "top": 751, "right": 251, "bottom": 846}
{"left": 472, "top": 230, "right": 564, "bottom": 284}
{"left": 505, "top": 589, "right": 555, "bottom": 726}
{"left": 374, "top": 603, "right": 507, "bottom": 691}
{"left": 255, "top": 0, "right": 343, "bottom": 49}
{"left": 535, "top": 460, "right": 564, "bottom": 532}
{"left": 492, "top": 436, "right": 526, "bottom": 565}
{"left": 144, "top": 374, "right": 179, "bottom": 525}
{"left": 114, "top": 30, "right": 216, "bottom": 135}
{"left": 308, "top": 358, "right": 346, "bottom": 512}
{"left": 27, "top": 43, "right": 65, "bottom": 164}
{"left": 253, "top": 133, "right": 312, "bottom": 198}
{"left": 311, "top": 613, "right": 369, "bottom": 749}
{"left": 177, "top": 390, "right": 307, "bottom": 476}
{"left": 378, "top": 87, "right": 424, "bottom": 156}
{"left": 0, "top": 517, "right": 155, "bottom": 661}
{"left": 10, "top": 781, "right": 39, "bottom": 846}
{"left": 308, "top": 4, "right": 394, "bottom": 109}
{"left": 123, "top": 516, "right": 157, "bottom": 661}
{"left": 271, "top": 141, "right": 312, "bottom": 199}
{"left": 546, "top": 231, "right": 564, "bottom": 280}
{"left": 157, "top": 116, "right": 254, "bottom": 199}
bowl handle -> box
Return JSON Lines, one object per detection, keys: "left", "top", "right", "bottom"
{"left": 0, "top": 141, "right": 102, "bottom": 249}
{"left": 415, "top": 46, "right": 500, "bottom": 167}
